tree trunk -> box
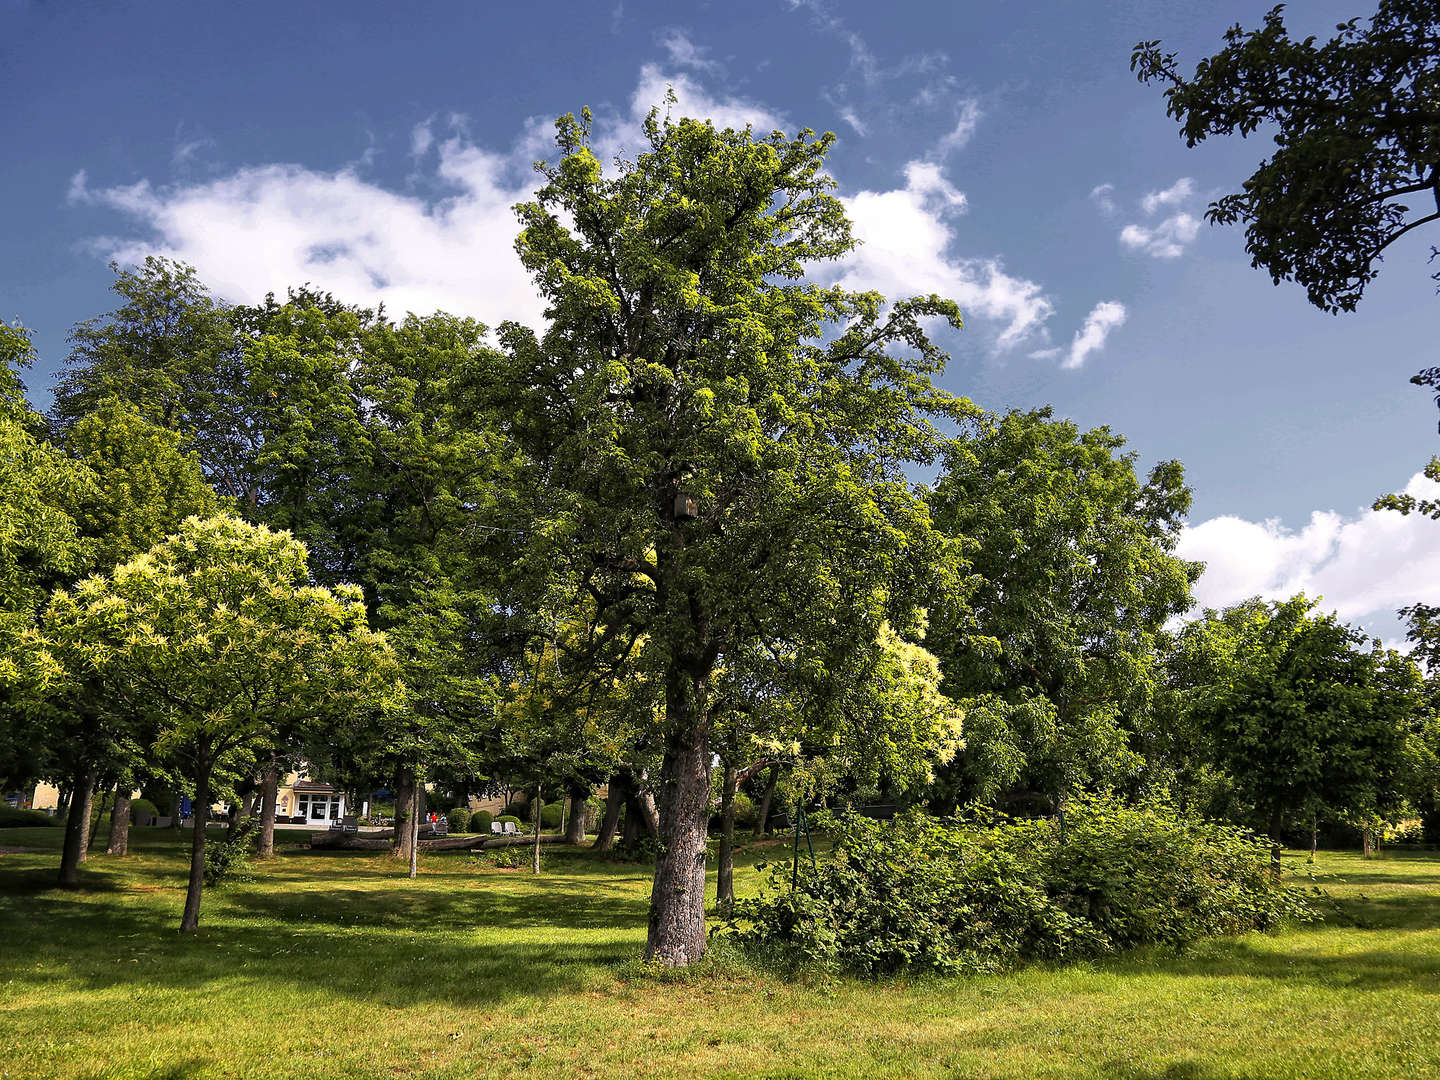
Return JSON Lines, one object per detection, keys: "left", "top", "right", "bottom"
{"left": 393, "top": 770, "right": 416, "bottom": 862}
{"left": 257, "top": 765, "right": 279, "bottom": 857}
{"left": 58, "top": 763, "right": 96, "bottom": 888}
{"left": 88, "top": 787, "right": 110, "bottom": 852}
{"left": 594, "top": 773, "right": 626, "bottom": 851}
{"left": 754, "top": 763, "right": 778, "bottom": 837}
{"left": 533, "top": 786, "right": 543, "bottom": 874}
{"left": 631, "top": 777, "right": 660, "bottom": 839}
{"left": 225, "top": 799, "right": 241, "bottom": 838}
{"left": 181, "top": 773, "right": 210, "bottom": 932}
{"left": 644, "top": 716, "right": 714, "bottom": 966}
{"left": 1269, "top": 803, "right": 1285, "bottom": 878}
{"left": 566, "top": 781, "right": 589, "bottom": 845}
{"left": 1309, "top": 813, "right": 1317, "bottom": 864}
{"left": 717, "top": 761, "right": 738, "bottom": 914}
{"left": 408, "top": 776, "right": 420, "bottom": 880}
{"left": 107, "top": 791, "right": 132, "bottom": 856}
{"left": 1362, "top": 827, "right": 1375, "bottom": 858}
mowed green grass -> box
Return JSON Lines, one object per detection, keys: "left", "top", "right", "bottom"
{"left": 1, "top": 826, "right": 1438, "bottom": 1080}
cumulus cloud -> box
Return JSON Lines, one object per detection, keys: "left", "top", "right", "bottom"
{"left": 1120, "top": 177, "right": 1203, "bottom": 258}
{"left": 1140, "top": 177, "right": 1195, "bottom": 215}
{"left": 70, "top": 64, "right": 1060, "bottom": 355}
{"left": 1178, "top": 471, "right": 1440, "bottom": 645}
{"left": 834, "top": 160, "right": 1054, "bottom": 350}
{"left": 1120, "top": 213, "right": 1201, "bottom": 259}
{"left": 1061, "top": 300, "right": 1126, "bottom": 370}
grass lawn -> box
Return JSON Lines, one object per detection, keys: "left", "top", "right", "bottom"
{"left": 1, "top": 826, "right": 1438, "bottom": 1079}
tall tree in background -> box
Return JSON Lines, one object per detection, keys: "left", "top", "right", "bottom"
{"left": 924, "top": 408, "right": 1197, "bottom": 812}
{"left": 502, "top": 108, "right": 971, "bottom": 964}
{"left": 1133, "top": 0, "right": 1440, "bottom": 314}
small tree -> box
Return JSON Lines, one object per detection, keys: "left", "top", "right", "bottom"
{"left": 37, "top": 516, "right": 401, "bottom": 930}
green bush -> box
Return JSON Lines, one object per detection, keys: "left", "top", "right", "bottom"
{"left": 504, "top": 797, "right": 529, "bottom": 818}
{"left": 497, "top": 815, "right": 523, "bottom": 831}
{"left": 0, "top": 805, "right": 59, "bottom": 828}
{"left": 473, "top": 809, "right": 494, "bottom": 835}
{"left": 447, "top": 807, "right": 472, "bottom": 834}
{"left": 474, "top": 844, "right": 531, "bottom": 870}
{"left": 730, "top": 795, "right": 1312, "bottom": 977}
{"left": 204, "top": 819, "right": 258, "bottom": 888}
{"left": 732, "top": 791, "right": 757, "bottom": 829}
{"left": 540, "top": 803, "right": 563, "bottom": 830}
{"left": 129, "top": 798, "right": 159, "bottom": 825}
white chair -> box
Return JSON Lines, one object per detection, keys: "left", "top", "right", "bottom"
{"left": 491, "top": 821, "right": 503, "bottom": 834}
{"left": 503, "top": 821, "right": 518, "bottom": 835}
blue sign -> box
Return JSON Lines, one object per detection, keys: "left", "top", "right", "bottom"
{"left": 180, "top": 795, "right": 192, "bottom": 818}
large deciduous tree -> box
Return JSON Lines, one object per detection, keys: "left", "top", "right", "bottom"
{"left": 1133, "top": 0, "right": 1440, "bottom": 313}
{"left": 35, "top": 516, "right": 400, "bottom": 929}
{"left": 501, "top": 108, "right": 970, "bottom": 964}
{"left": 924, "top": 407, "right": 1197, "bottom": 812}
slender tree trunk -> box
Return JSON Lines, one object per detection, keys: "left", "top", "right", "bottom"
{"left": 107, "top": 791, "right": 132, "bottom": 856}
{"left": 393, "top": 771, "right": 416, "bottom": 862}
{"left": 257, "top": 765, "right": 279, "bottom": 857}
{"left": 180, "top": 772, "right": 210, "bottom": 933}
{"left": 645, "top": 707, "right": 714, "bottom": 966}
{"left": 754, "top": 763, "right": 778, "bottom": 838}
{"left": 58, "top": 763, "right": 96, "bottom": 888}
{"left": 1309, "top": 812, "right": 1318, "bottom": 863}
{"left": 566, "top": 781, "right": 589, "bottom": 845}
{"left": 621, "top": 803, "right": 640, "bottom": 846}
{"left": 594, "top": 773, "right": 626, "bottom": 851}
{"left": 631, "top": 777, "right": 660, "bottom": 839}
{"left": 1363, "top": 827, "right": 1375, "bottom": 858}
{"left": 408, "top": 776, "right": 419, "bottom": 880}
{"left": 87, "top": 787, "right": 110, "bottom": 852}
{"left": 225, "top": 799, "right": 241, "bottom": 838}
{"left": 717, "top": 761, "right": 738, "bottom": 914}
{"left": 533, "top": 785, "right": 544, "bottom": 874}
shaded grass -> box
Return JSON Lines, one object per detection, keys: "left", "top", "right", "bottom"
{"left": 1, "top": 827, "right": 1438, "bottom": 1079}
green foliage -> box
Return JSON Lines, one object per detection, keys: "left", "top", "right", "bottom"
{"left": 474, "top": 843, "right": 530, "bottom": 870}
{"left": 472, "top": 809, "right": 494, "bottom": 835}
{"left": 732, "top": 797, "right": 1310, "bottom": 977}
{"left": 1132, "top": 0, "right": 1440, "bottom": 313}
{"left": 925, "top": 407, "right": 1196, "bottom": 807}
{"left": 0, "top": 805, "right": 58, "bottom": 827}
{"left": 129, "top": 797, "right": 158, "bottom": 824}
{"left": 446, "top": 807, "right": 472, "bottom": 834}
{"left": 1161, "top": 596, "right": 1433, "bottom": 834}
{"left": 496, "top": 815, "right": 522, "bottom": 830}
{"left": 540, "top": 803, "right": 562, "bottom": 830}
{"left": 203, "top": 818, "right": 258, "bottom": 888}
{"left": 731, "top": 791, "right": 756, "bottom": 830}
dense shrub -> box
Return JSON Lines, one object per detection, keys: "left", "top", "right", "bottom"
{"left": 0, "top": 805, "right": 59, "bottom": 828}
{"left": 496, "top": 815, "right": 523, "bottom": 831}
{"left": 447, "top": 807, "right": 472, "bottom": 834}
{"left": 732, "top": 791, "right": 757, "bottom": 829}
{"left": 129, "top": 798, "right": 159, "bottom": 825}
{"left": 540, "top": 803, "right": 563, "bottom": 829}
{"left": 730, "top": 795, "right": 1312, "bottom": 977}
{"left": 473, "top": 809, "right": 494, "bottom": 834}
{"left": 504, "top": 797, "right": 528, "bottom": 818}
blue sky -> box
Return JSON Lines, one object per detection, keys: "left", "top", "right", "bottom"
{"left": 3, "top": 0, "right": 1438, "bottom": 642}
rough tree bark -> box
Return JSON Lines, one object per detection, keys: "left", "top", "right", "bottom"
{"left": 754, "top": 763, "right": 778, "bottom": 838}
{"left": 58, "top": 763, "right": 96, "bottom": 888}
{"left": 256, "top": 765, "right": 279, "bottom": 857}
{"left": 566, "top": 780, "right": 589, "bottom": 845}
{"left": 644, "top": 690, "right": 714, "bottom": 965}
{"left": 180, "top": 772, "right": 210, "bottom": 932}
{"left": 393, "top": 771, "right": 416, "bottom": 862}
{"left": 593, "top": 773, "right": 626, "bottom": 851}
{"left": 106, "top": 791, "right": 132, "bottom": 856}
{"left": 630, "top": 773, "right": 660, "bottom": 839}
{"left": 716, "top": 761, "right": 738, "bottom": 913}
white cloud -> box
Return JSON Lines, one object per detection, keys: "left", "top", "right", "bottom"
{"left": 658, "top": 29, "right": 719, "bottom": 72}
{"left": 935, "top": 99, "right": 982, "bottom": 157}
{"left": 1178, "top": 471, "right": 1440, "bottom": 645}
{"left": 834, "top": 160, "right": 1054, "bottom": 350}
{"left": 1119, "top": 213, "right": 1201, "bottom": 259}
{"left": 1061, "top": 300, "right": 1126, "bottom": 370}
{"left": 1120, "top": 177, "right": 1203, "bottom": 258}
{"left": 1089, "top": 182, "right": 1115, "bottom": 216}
{"left": 838, "top": 107, "right": 868, "bottom": 137}
{"left": 1141, "top": 176, "right": 1195, "bottom": 216}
